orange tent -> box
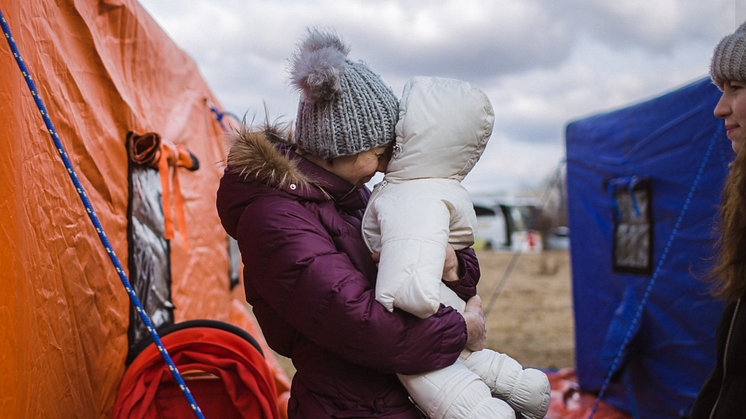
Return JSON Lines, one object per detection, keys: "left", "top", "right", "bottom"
{"left": 0, "top": 1, "right": 289, "bottom": 418}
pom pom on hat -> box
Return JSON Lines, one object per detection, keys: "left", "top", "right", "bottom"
{"left": 289, "top": 28, "right": 399, "bottom": 159}
{"left": 290, "top": 29, "right": 350, "bottom": 103}
{"left": 711, "top": 21, "right": 746, "bottom": 90}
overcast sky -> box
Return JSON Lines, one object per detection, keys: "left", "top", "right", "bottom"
{"left": 138, "top": 0, "right": 741, "bottom": 195}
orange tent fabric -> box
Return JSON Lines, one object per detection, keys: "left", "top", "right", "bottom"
{"left": 0, "top": 1, "right": 289, "bottom": 418}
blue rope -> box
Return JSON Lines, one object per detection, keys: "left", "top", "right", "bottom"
{"left": 206, "top": 98, "right": 239, "bottom": 132}
{"left": 587, "top": 124, "right": 721, "bottom": 418}
{"left": 1, "top": 10, "right": 205, "bottom": 419}
{"left": 624, "top": 369, "right": 640, "bottom": 419}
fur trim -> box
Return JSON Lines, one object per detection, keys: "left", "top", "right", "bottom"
{"left": 227, "top": 121, "right": 313, "bottom": 190}
{"left": 290, "top": 28, "right": 350, "bottom": 103}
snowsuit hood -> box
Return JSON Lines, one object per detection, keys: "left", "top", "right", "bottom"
{"left": 386, "top": 76, "right": 494, "bottom": 183}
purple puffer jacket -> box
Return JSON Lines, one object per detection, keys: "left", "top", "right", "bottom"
{"left": 216, "top": 128, "right": 481, "bottom": 419}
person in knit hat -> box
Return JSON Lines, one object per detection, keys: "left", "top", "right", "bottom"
{"left": 709, "top": 20, "right": 746, "bottom": 152}
{"left": 216, "top": 28, "right": 487, "bottom": 419}
{"left": 690, "top": 20, "right": 746, "bottom": 419}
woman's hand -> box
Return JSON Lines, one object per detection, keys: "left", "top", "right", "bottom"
{"left": 442, "top": 243, "right": 462, "bottom": 282}
{"left": 463, "top": 295, "right": 487, "bottom": 351}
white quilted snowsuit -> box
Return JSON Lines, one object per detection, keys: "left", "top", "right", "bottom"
{"left": 362, "top": 76, "right": 550, "bottom": 419}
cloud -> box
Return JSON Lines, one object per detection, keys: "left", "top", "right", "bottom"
{"left": 546, "top": 0, "right": 734, "bottom": 51}
{"left": 138, "top": 0, "right": 738, "bottom": 192}
{"left": 463, "top": 134, "right": 566, "bottom": 194}
{"left": 487, "top": 35, "right": 717, "bottom": 146}
{"left": 336, "top": 0, "right": 575, "bottom": 80}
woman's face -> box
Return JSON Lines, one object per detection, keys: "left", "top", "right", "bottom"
{"left": 715, "top": 80, "right": 746, "bottom": 154}
{"left": 328, "top": 144, "right": 392, "bottom": 188}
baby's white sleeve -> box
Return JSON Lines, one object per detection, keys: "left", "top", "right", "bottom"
{"left": 374, "top": 186, "right": 452, "bottom": 319}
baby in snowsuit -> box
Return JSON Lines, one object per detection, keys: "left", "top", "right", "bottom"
{"left": 362, "top": 76, "right": 551, "bottom": 419}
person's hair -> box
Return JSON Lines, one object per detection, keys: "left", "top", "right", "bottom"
{"left": 709, "top": 149, "right": 746, "bottom": 301}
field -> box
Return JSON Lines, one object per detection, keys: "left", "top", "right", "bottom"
{"left": 269, "top": 249, "right": 575, "bottom": 378}
{"left": 476, "top": 249, "right": 574, "bottom": 370}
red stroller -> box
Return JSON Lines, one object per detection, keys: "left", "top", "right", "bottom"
{"left": 113, "top": 319, "right": 282, "bottom": 419}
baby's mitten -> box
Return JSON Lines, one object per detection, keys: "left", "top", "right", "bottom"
{"left": 460, "top": 350, "right": 550, "bottom": 419}
{"left": 399, "top": 360, "right": 517, "bottom": 419}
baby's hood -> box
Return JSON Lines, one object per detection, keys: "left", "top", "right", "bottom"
{"left": 386, "top": 76, "right": 494, "bottom": 182}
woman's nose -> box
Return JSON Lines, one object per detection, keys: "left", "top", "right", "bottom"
{"left": 376, "top": 159, "right": 388, "bottom": 173}
{"left": 714, "top": 94, "right": 730, "bottom": 119}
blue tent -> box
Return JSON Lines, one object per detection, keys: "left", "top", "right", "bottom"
{"left": 565, "top": 77, "right": 730, "bottom": 418}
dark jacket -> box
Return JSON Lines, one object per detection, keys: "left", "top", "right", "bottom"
{"left": 690, "top": 297, "right": 746, "bottom": 418}
{"left": 216, "top": 129, "right": 480, "bottom": 419}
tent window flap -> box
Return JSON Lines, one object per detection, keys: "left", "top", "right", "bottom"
{"left": 609, "top": 176, "right": 653, "bottom": 275}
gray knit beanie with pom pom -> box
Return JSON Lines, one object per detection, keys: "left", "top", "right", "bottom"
{"left": 289, "top": 28, "right": 399, "bottom": 159}
{"left": 711, "top": 21, "right": 746, "bottom": 90}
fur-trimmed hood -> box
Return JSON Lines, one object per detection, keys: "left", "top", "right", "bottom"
{"left": 217, "top": 120, "right": 370, "bottom": 240}
{"left": 226, "top": 122, "right": 314, "bottom": 191}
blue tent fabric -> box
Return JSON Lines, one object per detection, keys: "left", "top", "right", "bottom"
{"left": 565, "top": 77, "right": 730, "bottom": 418}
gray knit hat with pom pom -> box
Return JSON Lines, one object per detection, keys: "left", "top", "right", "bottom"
{"left": 289, "top": 28, "right": 399, "bottom": 159}
{"left": 711, "top": 21, "right": 746, "bottom": 90}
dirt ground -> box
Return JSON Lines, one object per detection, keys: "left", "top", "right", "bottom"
{"left": 268, "top": 249, "right": 575, "bottom": 379}
{"left": 476, "top": 250, "right": 574, "bottom": 371}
